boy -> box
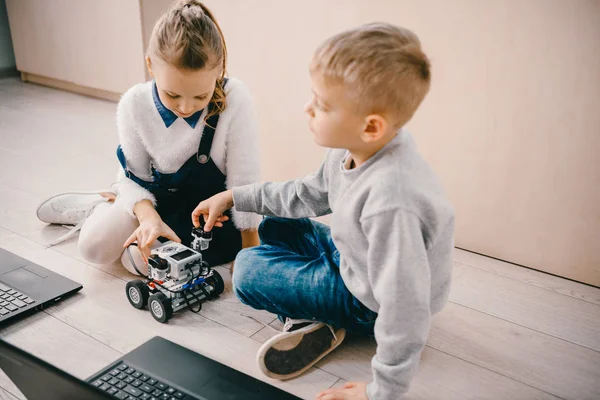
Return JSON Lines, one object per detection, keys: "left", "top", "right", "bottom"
{"left": 193, "top": 23, "right": 455, "bottom": 399}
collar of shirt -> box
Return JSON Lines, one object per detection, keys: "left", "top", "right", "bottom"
{"left": 152, "top": 80, "right": 203, "bottom": 129}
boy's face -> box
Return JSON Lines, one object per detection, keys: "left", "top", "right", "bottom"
{"left": 147, "top": 57, "right": 220, "bottom": 118}
{"left": 304, "top": 72, "right": 366, "bottom": 150}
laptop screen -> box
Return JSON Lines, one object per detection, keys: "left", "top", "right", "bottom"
{"left": 0, "top": 339, "right": 110, "bottom": 400}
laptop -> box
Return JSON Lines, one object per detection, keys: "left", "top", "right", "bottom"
{"left": 0, "top": 336, "right": 302, "bottom": 400}
{"left": 0, "top": 248, "right": 82, "bottom": 323}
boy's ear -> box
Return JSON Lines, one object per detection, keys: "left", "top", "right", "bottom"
{"left": 361, "top": 114, "right": 388, "bottom": 143}
{"left": 146, "top": 56, "right": 154, "bottom": 78}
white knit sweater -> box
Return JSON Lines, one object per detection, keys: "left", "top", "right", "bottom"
{"left": 113, "top": 78, "right": 262, "bottom": 231}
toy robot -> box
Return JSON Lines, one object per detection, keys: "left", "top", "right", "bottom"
{"left": 125, "top": 227, "right": 224, "bottom": 323}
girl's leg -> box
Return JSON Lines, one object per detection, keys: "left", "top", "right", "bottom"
{"left": 79, "top": 202, "right": 162, "bottom": 276}
{"left": 78, "top": 202, "right": 138, "bottom": 265}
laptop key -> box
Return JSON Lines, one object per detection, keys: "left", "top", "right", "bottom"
{"left": 6, "top": 296, "right": 15, "bottom": 302}
{"left": 7, "top": 289, "right": 17, "bottom": 295}
{"left": 133, "top": 371, "right": 143, "bottom": 378}
{"left": 117, "top": 382, "right": 127, "bottom": 389}
{"left": 0, "top": 308, "right": 8, "bottom": 315}
{"left": 108, "top": 388, "right": 118, "bottom": 395}
{"left": 102, "top": 374, "right": 112, "bottom": 381}
{"left": 109, "top": 378, "right": 120, "bottom": 385}
{"left": 126, "top": 368, "right": 136, "bottom": 375}
{"left": 140, "top": 375, "right": 150, "bottom": 382}
{"left": 140, "top": 394, "right": 151, "bottom": 400}
{"left": 155, "top": 382, "right": 167, "bottom": 390}
{"left": 118, "top": 364, "right": 129, "bottom": 371}
{"left": 111, "top": 368, "right": 121, "bottom": 376}
{"left": 6, "top": 304, "right": 17, "bottom": 312}
{"left": 124, "top": 385, "right": 143, "bottom": 397}
{"left": 118, "top": 373, "right": 128, "bottom": 380}
{"left": 174, "top": 392, "right": 185, "bottom": 399}
{"left": 0, "top": 283, "right": 11, "bottom": 291}
{"left": 132, "top": 379, "right": 142, "bottom": 387}
{"left": 11, "top": 299, "right": 27, "bottom": 308}
{"left": 152, "top": 389, "right": 162, "bottom": 397}
{"left": 159, "top": 394, "right": 170, "bottom": 400}
{"left": 140, "top": 384, "right": 154, "bottom": 393}
{"left": 148, "top": 379, "right": 157, "bottom": 385}
{"left": 114, "top": 390, "right": 129, "bottom": 399}
{"left": 100, "top": 383, "right": 112, "bottom": 391}
{"left": 125, "top": 376, "right": 135, "bottom": 384}
{"left": 93, "top": 380, "right": 104, "bottom": 387}
{"left": 166, "top": 388, "right": 176, "bottom": 395}
{"left": 24, "top": 297, "right": 35, "bottom": 304}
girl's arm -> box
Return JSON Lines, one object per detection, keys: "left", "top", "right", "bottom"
{"left": 221, "top": 80, "right": 263, "bottom": 232}
{"left": 114, "top": 85, "right": 158, "bottom": 218}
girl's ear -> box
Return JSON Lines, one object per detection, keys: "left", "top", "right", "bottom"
{"left": 146, "top": 56, "right": 154, "bottom": 78}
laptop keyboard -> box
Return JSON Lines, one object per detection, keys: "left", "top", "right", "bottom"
{"left": 0, "top": 283, "right": 35, "bottom": 316}
{"left": 91, "top": 363, "right": 194, "bottom": 400}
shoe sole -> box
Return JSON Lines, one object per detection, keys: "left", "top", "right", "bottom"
{"left": 36, "top": 191, "right": 114, "bottom": 224}
{"left": 256, "top": 323, "right": 346, "bottom": 380}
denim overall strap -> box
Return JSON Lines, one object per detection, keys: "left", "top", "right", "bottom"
{"left": 196, "top": 77, "right": 228, "bottom": 165}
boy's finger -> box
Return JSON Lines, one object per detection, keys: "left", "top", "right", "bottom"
{"left": 204, "top": 210, "right": 219, "bottom": 232}
{"left": 191, "top": 204, "right": 205, "bottom": 228}
{"left": 216, "top": 214, "right": 229, "bottom": 222}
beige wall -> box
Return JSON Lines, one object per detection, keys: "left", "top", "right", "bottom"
{"left": 198, "top": 0, "right": 600, "bottom": 285}
{"left": 6, "top": 0, "right": 146, "bottom": 93}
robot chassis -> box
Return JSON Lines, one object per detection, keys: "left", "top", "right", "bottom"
{"left": 125, "top": 227, "right": 224, "bottom": 323}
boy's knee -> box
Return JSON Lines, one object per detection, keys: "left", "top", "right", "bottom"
{"left": 232, "top": 247, "right": 262, "bottom": 296}
{"left": 258, "top": 216, "right": 308, "bottom": 241}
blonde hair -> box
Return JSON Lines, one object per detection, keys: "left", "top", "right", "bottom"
{"left": 311, "top": 23, "right": 431, "bottom": 128}
{"left": 147, "top": 0, "right": 228, "bottom": 119}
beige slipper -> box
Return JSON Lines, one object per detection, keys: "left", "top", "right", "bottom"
{"left": 256, "top": 319, "right": 346, "bottom": 380}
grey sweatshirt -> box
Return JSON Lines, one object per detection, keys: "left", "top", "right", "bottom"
{"left": 233, "top": 130, "right": 455, "bottom": 399}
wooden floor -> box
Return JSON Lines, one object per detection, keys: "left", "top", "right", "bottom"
{"left": 0, "top": 77, "right": 599, "bottom": 400}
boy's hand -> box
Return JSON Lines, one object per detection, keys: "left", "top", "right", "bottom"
{"left": 316, "top": 382, "right": 368, "bottom": 400}
{"left": 123, "top": 216, "right": 180, "bottom": 264}
{"left": 192, "top": 190, "right": 234, "bottom": 231}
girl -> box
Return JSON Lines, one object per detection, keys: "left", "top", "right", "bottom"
{"left": 37, "top": 0, "right": 261, "bottom": 274}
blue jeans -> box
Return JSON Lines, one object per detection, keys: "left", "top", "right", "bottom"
{"left": 233, "top": 217, "right": 377, "bottom": 335}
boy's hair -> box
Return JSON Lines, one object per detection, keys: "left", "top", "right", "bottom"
{"left": 148, "top": 0, "right": 228, "bottom": 117}
{"left": 311, "top": 23, "right": 431, "bottom": 129}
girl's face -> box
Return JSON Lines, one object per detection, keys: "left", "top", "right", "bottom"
{"left": 147, "top": 56, "right": 221, "bottom": 118}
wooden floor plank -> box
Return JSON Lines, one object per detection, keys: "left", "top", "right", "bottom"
{"left": 450, "top": 262, "right": 600, "bottom": 351}
{"left": 454, "top": 249, "right": 600, "bottom": 306}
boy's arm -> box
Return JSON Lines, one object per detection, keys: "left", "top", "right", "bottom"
{"left": 232, "top": 160, "right": 331, "bottom": 218}
{"left": 362, "top": 208, "right": 432, "bottom": 399}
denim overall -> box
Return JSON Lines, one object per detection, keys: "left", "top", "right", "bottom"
{"left": 117, "top": 79, "right": 242, "bottom": 266}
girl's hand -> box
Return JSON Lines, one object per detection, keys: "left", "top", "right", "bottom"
{"left": 192, "top": 190, "right": 234, "bottom": 231}
{"left": 123, "top": 216, "right": 180, "bottom": 263}
{"left": 316, "top": 382, "right": 369, "bottom": 400}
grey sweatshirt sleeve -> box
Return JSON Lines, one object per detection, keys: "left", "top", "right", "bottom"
{"left": 362, "top": 208, "right": 432, "bottom": 400}
{"left": 232, "top": 161, "right": 331, "bottom": 218}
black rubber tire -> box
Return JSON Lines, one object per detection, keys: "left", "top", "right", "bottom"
{"left": 126, "top": 280, "right": 149, "bottom": 310}
{"left": 148, "top": 292, "right": 173, "bottom": 323}
{"left": 208, "top": 270, "right": 225, "bottom": 296}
